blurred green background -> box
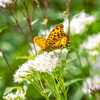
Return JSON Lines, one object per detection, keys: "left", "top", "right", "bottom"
{"left": 0, "top": 0, "right": 100, "bottom": 100}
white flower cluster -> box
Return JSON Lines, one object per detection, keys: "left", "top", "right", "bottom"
{"left": 89, "top": 50, "right": 99, "bottom": 56}
{"left": 82, "top": 33, "right": 100, "bottom": 50}
{"left": 0, "top": 0, "right": 13, "bottom": 8}
{"left": 81, "top": 33, "right": 100, "bottom": 57}
{"left": 63, "top": 12, "right": 95, "bottom": 35}
{"left": 3, "top": 90, "right": 26, "bottom": 100}
{"left": 29, "top": 43, "right": 41, "bottom": 55}
{"left": 82, "top": 75, "right": 100, "bottom": 94}
{"left": 14, "top": 48, "right": 68, "bottom": 83}
{"left": 38, "top": 27, "right": 53, "bottom": 38}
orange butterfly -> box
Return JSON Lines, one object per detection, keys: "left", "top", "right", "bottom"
{"left": 33, "top": 24, "right": 70, "bottom": 52}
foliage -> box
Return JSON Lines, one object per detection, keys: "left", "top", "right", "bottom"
{"left": 0, "top": 0, "right": 100, "bottom": 100}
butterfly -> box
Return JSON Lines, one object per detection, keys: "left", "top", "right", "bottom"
{"left": 33, "top": 24, "right": 70, "bottom": 52}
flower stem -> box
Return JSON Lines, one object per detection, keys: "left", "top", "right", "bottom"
{"left": 0, "top": 49, "right": 14, "bottom": 75}
{"left": 52, "top": 74, "right": 62, "bottom": 100}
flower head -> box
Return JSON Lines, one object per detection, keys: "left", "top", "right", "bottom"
{"left": 89, "top": 50, "right": 99, "bottom": 56}
{"left": 29, "top": 43, "right": 41, "bottom": 55}
{"left": 81, "top": 33, "right": 100, "bottom": 50}
{"left": 82, "top": 75, "right": 100, "bottom": 94}
{"left": 14, "top": 48, "right": 68, "bottom": 83}
{"left": 3, "top": 89, "right": 26, "bottom": 100}
{"left": 0, "top": 0, "right": 13, "bottom": 8}
{"left": 63, "top": 12, "right": 95, "bottom": 35}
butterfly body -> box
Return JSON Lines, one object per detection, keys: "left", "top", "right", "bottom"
{"left": 33, "top": 24, "right": 70, "bottom": 52}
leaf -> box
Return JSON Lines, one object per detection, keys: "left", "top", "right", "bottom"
{"left": 66, "top": 58, "right": 75, "bottom": 63}
{"left": 72, "top": 10, "right": 85, "bottom": 20}
{"left": 48, "top": 92, "right": 52, "bottom": 97}
{"left": 59, "top": 12, "right": 68, "bottom": 17}
{"left": 0, "top": 26, "right": 8, "bottom": 33}
{"left": 65, "top": 78, "right": 84, "bottom": 87}
{"left": 43, "top": 89, "right": 51, "bottom": 93}
{"left": 64, "top": 66, "right": 77, "bottom": 71}
{"left": 3, "top": 86, "right": 22, "bottom": 95}
{"left": 16, "top": 55, "right": 35, "bottom": 60}
{"left": 31, "top": 19, "right": 38, "bottom": 25}
{"left": 65, "top": 86, "right": 69, "bottom": 94}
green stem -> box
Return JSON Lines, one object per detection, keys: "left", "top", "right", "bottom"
{"left": 39, "top": 79, "right": 49, "bottom": 100}
{"left": 60, "top": 68, "right": 67, "bottom": 100}
{"left": 83, "top": 49, "right": 90, "bottom": 76}
{"left": 52, "top": 74, "right": 62, "bottom": 100}
{"left": 75, "top": 51, "right": 86, "bottom": 77}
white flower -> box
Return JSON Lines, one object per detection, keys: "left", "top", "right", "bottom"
{"left": 39, "top": 29, "right": 50, "bottom": 38}
{"left": 89, "top": 50, "right": 99, "bottom": 56}
{"left": 0, "top": 51, "right": 3, "bottom": 57}
{"left": 3, "top": 90, "right": 26, "bottom": 100}
{"left": 0, "top": 0, "right": 13, "bottom": 8}
{"left": 39, "top": 27, "right": 53, "bottom": 38}
{"left": 14, "top": 48, "right": 68, "bottom": 83}
{"left": 29, "top": 43, "right": 41, "bottom": 55}
{"left": 0, "top": 77, "right": 2, "bottom": 79}
{"left": 63, "top": 12, "right": 95, "bottom": 35}
{"left": 96, "top": 56, "right": 100, "bottom": 69}
{"left": 82, "top": 75, "right": 100, "bottom": 94}
{"left": 51, "top": 48, "right": 68, "bottom": 60}
{"left": 81, "top": 33, "right": 100, "bottom": 50}
{"left": 82, "top": 78, "right": 92, "bottom": 94}
{"left": 14, "top": 62, "right": 32, "bottom": 83}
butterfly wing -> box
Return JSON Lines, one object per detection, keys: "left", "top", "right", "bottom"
{"left": 45, "top": 24, "right": 70, "bottom": 51}
{"left": 33, "top": 37, "right": 47, "bottom": 50}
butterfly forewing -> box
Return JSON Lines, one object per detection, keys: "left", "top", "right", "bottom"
{"left": 33, "top": 37, "right": 47, "bottom": 50}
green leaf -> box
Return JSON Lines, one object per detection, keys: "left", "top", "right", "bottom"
{"left": 3, "top": 86, "right": 22, "bottom": 95}
{"left": 59, "top": 12, "right": 68, "bottom": 17}
{"left": 65, "top": 86, "right": 69, "bottom": 95}
{"left": 16, "top": 55, "right": 35, "bottom": 60}
{"left": 64, "top": 66, "right": 77, "bottom": 71}
{"left": 0, "top": 26, "right": 8, "bottom": 33}
{"left": 48, "top": 92, "right": 52, "bottom": 97}
{"left": 72, "top": 10, "right": 85, "bottom": 20}
{"left": 66, "top": 59, "right": 75, "bottom": 63}
{"left": 65, "top": 78, "right": 84, "bottom": 87}
{"left": 43, "top": 89, "right": 51, "bottom": 93}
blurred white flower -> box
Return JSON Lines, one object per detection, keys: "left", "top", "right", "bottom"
{"left": 81, "top": 33, "right": 100, "bottom": 50}
{"left": 88, "top": 84, "right": 100, "bottom": 96}
{"left": 0, "top": 77, "right": 2, "bottom": 79}
{"left": 3, "top": 90, "right": 26, "bottom": 100}
{"left": 88, "top": 75, "right": 100, "bottom": 96}
{"left": 29, "top": 43, "right": 41, "bottom": 55}
{"left": 82, "top": 75, "right": 100, "bottom": 94}
{"left": 52, "top": 48, "right": 68, "bottom": 61}
{"left": 63, "top": 12, "right": 95, "bottom": 35}
{"left": 89, "top": 50, "right": 99, "bottom": 56}
{"left": 14, "top": 48, "right": 68, "bottom": 83}
{"left": 14, "top": 62, "right": 31, "bottom": 83}
{"left": 0, "top": 51, "right": 3, "bottom": 57}
{"left": 96, "top": 56, "right": 100, "bottom": 68}
{"left": 82, "top": 78, "right": 92, "bottom": 94}
{"left": 39, "top": 27, "right": 53, "bottom": 38}
{"left": 0, "top": 0, "right": 13, "bottom": 8}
